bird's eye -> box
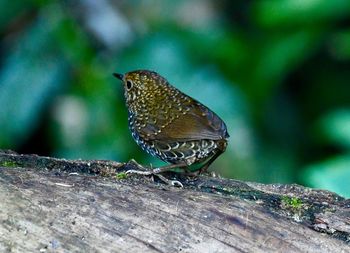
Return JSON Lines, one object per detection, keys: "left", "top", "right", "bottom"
{"left": 126, "top": 80, "right": 133, "bottom": 90}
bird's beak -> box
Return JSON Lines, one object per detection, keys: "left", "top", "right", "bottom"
{"left": 113, "top": 73, "right": 124, "bottom": 80}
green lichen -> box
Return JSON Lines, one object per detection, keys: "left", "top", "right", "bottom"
{"left": 115, "top": 172, "right": 128, "bottom": 180}
{"left": 0, "top": 161, "right": 18, "bottom": 168}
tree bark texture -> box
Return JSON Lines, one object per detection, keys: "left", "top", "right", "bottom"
{"left": 0, "top": 150, "right": 349, "bottom": 252}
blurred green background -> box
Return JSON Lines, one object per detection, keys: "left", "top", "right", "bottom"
{"left": 1, "top": 0, "right": 350, "bottom": 197}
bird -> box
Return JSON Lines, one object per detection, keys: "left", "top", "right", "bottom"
{"left": 113, "top": 70, "right": 229, "bottom": 179}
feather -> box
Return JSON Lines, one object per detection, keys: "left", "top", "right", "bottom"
{"left": 140, "top": 101, "right": 228, "bottom": 141}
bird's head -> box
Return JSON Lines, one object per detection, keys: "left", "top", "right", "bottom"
{"left": 113, "top": 70, "right": 172, "bottom": 112}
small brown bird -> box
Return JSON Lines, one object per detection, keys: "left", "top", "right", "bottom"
{"left": 113, "top": 70, "right": 229, "bottom": 177}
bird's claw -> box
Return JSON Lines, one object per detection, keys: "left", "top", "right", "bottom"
{"left": 126, "top": 168, "right": 183, "bottom": 187}
{"left": 170, "top": 180, "right": 183, "bottom": 188}
{"left": 156, "top": 174, "right": 183, "bottom": 187}
{"left": 127, "top": 159, "right": 148, "bottom": 171}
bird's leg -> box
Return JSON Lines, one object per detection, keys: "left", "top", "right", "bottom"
{"left": 126, "top": 162, "right": 188, "bottom": 187}
{"left": 126, "top": 161, "right": 188, "bottom": 175}
{"left": 126, "top": 159, "right": 149, "bottom": 172}
{"left": 198, "top": 140, "right": 227, "bottom": 174}
{"left": 156, "top": 174, "right": 183, "bottom": 187}
{"left": 151, "top": 162, "right": 188, "bottom": 174}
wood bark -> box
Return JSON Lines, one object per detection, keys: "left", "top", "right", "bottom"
{"left": 0, "top": 150, "right": 349, "bottom": 253}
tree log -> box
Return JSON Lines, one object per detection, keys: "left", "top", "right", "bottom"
{"left": 0, "top": 150, "right": 349, "bottom": 252}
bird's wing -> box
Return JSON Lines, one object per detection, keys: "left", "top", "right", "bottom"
{"left": 143, "top": 102, "right": 229, "bottom": 141}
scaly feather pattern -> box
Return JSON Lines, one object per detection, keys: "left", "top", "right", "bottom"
{"left": 115, "top": 70, "right": 229, "bottom": 170}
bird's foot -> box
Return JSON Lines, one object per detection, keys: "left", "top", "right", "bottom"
{"left": 156, "top": 174, "right": 183, "bottom": 187}
{"left": 125, "top": 159, "right": 154, "bottom": 175}
{"left": 126, "top": 169, "right": 183, "bottom": 187}
{"left": 125, "top": 160, "right": 183, "bottom": 187}
{"left": 127, "top": 159, "right": 149, "bottom": 171}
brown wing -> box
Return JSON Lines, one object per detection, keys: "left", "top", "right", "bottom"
{"left": 147, "top": 102, "right": 229, "bottom": 141}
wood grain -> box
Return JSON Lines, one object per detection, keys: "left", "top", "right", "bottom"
{"left": 0, "top": 151, "right": 349, "bottom": 252}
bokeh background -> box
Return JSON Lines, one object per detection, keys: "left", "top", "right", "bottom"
{"left": 1, "top": 0, "right": 350, "bottom": 197}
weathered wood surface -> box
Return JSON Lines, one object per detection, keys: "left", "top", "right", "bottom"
{"left": 0, "top": 150, "right": 349, "bottom": 253}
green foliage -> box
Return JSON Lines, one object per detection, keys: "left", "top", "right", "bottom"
{"left": 302, "top": 156, "right": 350, "bottom": 198}
{"left": 317, "top": 109, "right": 350, "bottom": 149}
{"left": 302, "top": 109, "right": 350, "bottom": 197}
{"left": 255, "top": 0, "right": 350, "bottom": 26}
{"left": 0, "top": 17, "right": 69, "bottom": 147}
{"left": 0, "top": 0, "right": 350, "bottom": 196}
